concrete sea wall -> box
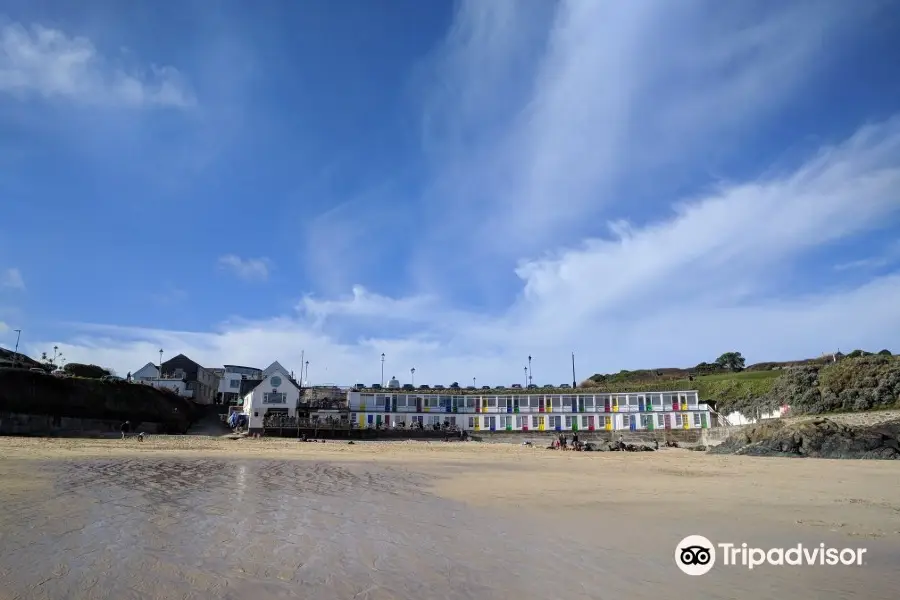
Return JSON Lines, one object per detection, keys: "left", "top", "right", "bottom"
{"left": 0, "top": 411, "right": 165, "bottom": 437}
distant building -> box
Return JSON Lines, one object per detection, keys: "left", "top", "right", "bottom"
{"left": 240, "top": 361, "right": 302, "bottom": 434}
{"left": 347, "top": 388, "right": 712, "bottom": 432}
{"left": 132, "top": 362, "right": 160, "bottom": 381}
{"left": 160, "top": 354, "right": 221, "bottom": 405}
{"left": 388, "top": 376, "right": 400, "bottom": 389}
{"left": 217, "top": 364, "right": 263, "bottom": 405}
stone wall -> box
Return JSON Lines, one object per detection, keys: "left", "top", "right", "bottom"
{"left": 0, "top": 411, "right": 164, "bottom": 437}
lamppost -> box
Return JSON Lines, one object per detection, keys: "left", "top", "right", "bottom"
{"left": 473, "top": 377, "right": 476, "bottom": 387}
{"left": 524, "top": 366, "right": 527, "bottom": 387}
{"left": 305, "top": 361, "right": 310, "bottom": 385}
{"left": 571, "top": 352, "right": 577, "bottom": 388}
{"left": 12, "top": 329, "right": 21, "bottom": 369}
{"left": 159, "top": 349, "right": 164, "bottom": 381}
{"left": 527, "top": 355, "right": 532, "bottom": 387}
{"left": 381, "top": 353, "right": 385, "bottom": 387}
{"left": 410, "top": 367, "right": 415, "bottom": 387}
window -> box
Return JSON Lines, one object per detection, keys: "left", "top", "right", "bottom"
{"left": 694, "top": 413, "right": 701, "bottom": 426}
{"left": 375, "top": 395, "right": 385, "bottom": 408}
{"left": 498, "top": 397, "right": 508, "bottom": 409}
{"left": 532, "top": 416, "right": 540, "bottom": 428}
{"left": 501, "top": 415, "right": 511, "bottom": 427}
{"left": 623, "top": 414, "right": 633, "bottom": 427}
{"left": 468, "top": 417, "right": 475, "bottom": 427}
{"left": 551, "top": 415, "right": 561, "bottom": 428}
{"left": 229, "top": 379, "right": 240, "bottom": 389}
{"left": 675, "top": 414, "right": 683, "bottom": 426}
{"left": 530, "top": 396, "right": 541, "bottom": 408}
{"left": 466, "top": 398, "right": 475, "bottom": 408}
{"left": 487, "top": 397, "right": 497, "bottom": 407}
{"left": 263, "top": 393, "right": 286, "bottom": 404}
{"left": 585, "top": 397, "right": 595, "bottom": 409}
{"left": 565, "top": 416, "right": 573, "bottom": 428}
{"left": 485, "top": 416, "right": 495, "bottom": 429}
{"left": 657, "top": 415, "right": 665, "bottom": 427}
{"left": 430, "top": 415, "right": 441, "bottom": 425}
{"left": 551, "top": 397, "right": 561, "bottom": 408}
{"left": 641, "top": 415, "right": 650, "bottom": 428}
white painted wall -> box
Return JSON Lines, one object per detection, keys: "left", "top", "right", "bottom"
{"left": 133, "top": 363, "right": 159, "bottom": 380}
{"left": 724, "top": 406, "right": 790, "bottom": 426}
{"left": 133, "top": 378, "right": 192, "bottom": 398}
{"left": 242, "top": 369, "right": 301, "bottom": 429}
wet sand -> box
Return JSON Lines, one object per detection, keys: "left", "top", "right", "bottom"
{"left": 0, "top": 437, "right": 898, "bottom": 599}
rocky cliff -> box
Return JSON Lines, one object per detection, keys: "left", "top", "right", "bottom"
{"left": 0, "top": 368, "right": 199, "bottom": 433}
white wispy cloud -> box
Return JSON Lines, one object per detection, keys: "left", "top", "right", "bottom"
{"left": 29, "top": 3, "right": 900, "bottom": 382}
{"left": 217, "top": 255, "right": 271, "bottom": 281}
{"left": 1, "top": 268, "right": 24, "bottom": 290}
{"left": 0, "top": 22, "right": 195, "bottom": 108}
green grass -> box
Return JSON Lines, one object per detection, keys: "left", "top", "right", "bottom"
{"left": 582, "top": 369, "right": 781, "bottom": 402}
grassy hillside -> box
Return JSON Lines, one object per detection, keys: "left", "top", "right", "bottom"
{"left": 582, "top": 352, "right": 900, "bottom": 416}
{"left": 581, "top": 369, "right": 781, "bottom": 403}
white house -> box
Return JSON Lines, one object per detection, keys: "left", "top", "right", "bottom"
{"left": 242, "top": 363, "right": 302, "bottom": 433}
{"left": 132, "top": 362, "right": 159, "bottom": 381}
{"left": 724, "top": 405, "right": 790, "bottom": 426}
{"left": 217, "top": 364, "right": 263, "bottom": 404}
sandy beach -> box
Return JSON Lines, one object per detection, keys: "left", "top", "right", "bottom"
{"left": 0, "top": 436, "right": 898, "bottom": 599}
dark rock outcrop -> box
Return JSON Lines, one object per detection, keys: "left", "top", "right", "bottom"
{"left": 0, "top": 367, "right": 199, "bottom": 433}
{"left": 709, "top": 418, "right": 900, "bottom": 459}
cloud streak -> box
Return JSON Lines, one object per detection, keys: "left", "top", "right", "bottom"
{"left": 1, "top": 268, "right": 24, "bottom": 290}
{"left": 0, "top": 22, "right": 195, "bottom": 108}
{"left": 217, "top": 255, "right": 271, "bottom": 282}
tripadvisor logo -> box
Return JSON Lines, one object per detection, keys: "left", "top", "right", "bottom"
{"left": 675, "top": 535, "right": 868, "bottom": 575}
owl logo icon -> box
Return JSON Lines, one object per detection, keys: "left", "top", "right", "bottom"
{"left": 675, "top": 535, "right": 716, "bottom": 575}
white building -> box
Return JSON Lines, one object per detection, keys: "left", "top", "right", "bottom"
{"left": 347, "top": 388, "right": 713, "bottom": 432}
{"left": 241, "top": 362, "right": 302, "bottom": 433}
{"left": 132, "top": 362, "right": 159, "bottom": 381}
{"left": 217, "top": 364, "right": 263, "bottom": 404}
{"left": 724, "top": 405, "right": 791, "bottom": 426}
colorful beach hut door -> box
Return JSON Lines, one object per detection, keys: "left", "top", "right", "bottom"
{"left": 538, "top": 416, "right": 546, "bottom": 431}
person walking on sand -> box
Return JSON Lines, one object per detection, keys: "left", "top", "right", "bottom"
{"left": 120, "top": 420, "right": 131, "bottom": 439}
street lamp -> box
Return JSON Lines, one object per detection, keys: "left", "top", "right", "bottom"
{"left": 381, "top": 353, "right": 385, "bottom": 386}
{"left": 527, "top": 355, "right": 532, "bottom": 386}
{"left": 12, "top": 329, "right": 21, "bottom": 369}
{"left": 524, "top": 366, "right": 528, "bottom": 387}
{"left": 159, "top": 349, "right": 164, "bottom": 380}
{"left": 473, "top": 376, "right": 476, "bottom": 387}
{"left": 410, "top": 367, "right": 415, "bottom": 387}
{"left": 305, "top": 360, "right": 310, "bottom": 385}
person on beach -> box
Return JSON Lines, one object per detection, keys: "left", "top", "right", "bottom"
{"left": 120, "top": 421, "right": 130, "bottom": 439}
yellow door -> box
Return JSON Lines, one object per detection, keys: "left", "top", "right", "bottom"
{"left": 604, "top": 416, "right": 612, "bottom": 430}
{"left": 358, "top": 413, "right": 366, "bottom": 427}
{"left": 611, "top": 397, "right": 619, "bottom": 412}
{"left": 538, "top": 416, "right": 546, "bottom": 431}
{"left": 683, "top": 415, "right": 690, "bottom": 429}
{"left": 474, "top": 417, "right": 480, "bottom": 431}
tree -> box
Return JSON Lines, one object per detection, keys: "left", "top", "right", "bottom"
{"left": 715, "top": 351, "right": 746, "bottom": 372}
{"left": 877, "top": 349, "right": 892, "bottom": 356}
{"left": 63, "top": 363, "right": 111, "bottom": 379}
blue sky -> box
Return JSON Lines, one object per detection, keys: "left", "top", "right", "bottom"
{"left": 1, "top": 0, "right": 899, "bottom": 384}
